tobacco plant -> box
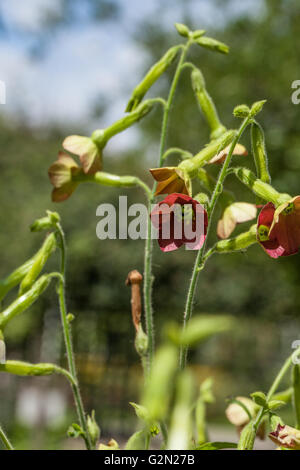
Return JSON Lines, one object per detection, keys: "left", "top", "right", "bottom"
{"left": 0, "top": 23, "right": 300, "bottom": 451}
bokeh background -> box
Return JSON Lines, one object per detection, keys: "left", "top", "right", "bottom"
{"left": 0, "top": 0, "right": 299, "bottom": 449}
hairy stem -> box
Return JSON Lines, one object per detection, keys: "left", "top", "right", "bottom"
{"left": 179, "top": 116, "right": 252, "bottom": 369}
{"left": 56, "top": 224, "right": 92, "bottom": 450}
{"left": 245, "top": 346, "right": 300, "bottom": 450}
{"left": 0, "top": 423, "right": 14, "bottom": 450}
{"left": 143, "top": 41, "right": 191, "bottom": 375}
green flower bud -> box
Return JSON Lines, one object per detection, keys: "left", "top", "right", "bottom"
{"left": 250, "top": 100, "right": 267, "bottom": 117}
{"left": 0, "top": 256, "right": 36, "bottom": 302}
{"left": 233, "top": 167, "right": 291, "bottom": 206}
{"left": 237, "top": 421, "right": 256, "bottom": 450}
{"left": 125, "top": 47, "right": 180, "bottom": 112}
{"left": 0, "top": 360, "right": 58, "bottom": 376}
{"left": 0, "top": 274, "right": 53, "bottom": 330}
{"left": 251, "top": 391, "right": 267, "bottom": 407}
{"left": 174, "top": 23, "right": 190, "bottom": 37}
{"left": 87, "top": 411, "right": 100, "bottom": 446}
{"left": 19, "top": 233, "right": 57, "bottom": 295}
{"left": 195, "top": 36, "right": 229, "bottom": 54}
{"left": 191, "top": 29, "right": 206, "bottom": 39}
{"left": 191, "top": 68, "right": 226, "bottom": 140}
{"left": 269, "top": 413, "right": 284, "bottom": 431}
{"left": 233, "top": 104, "right": 250, "bottom": 118}
{"left": 67, "top": 423, "right": 85, "bottom": 439}
{"left": 251, "top": 122, "right": 271, "bottom": 184}
{"left": 30, "top": 211, "right": 60, "bottom": 232}
{"left": 193, "top": 192, "right": 209, "bottom": 206}
{"left": 214, "top": 225, "right": 257, "bottom": 253}
{"left": 179, "top": 130, "right": 236, "bottom": 176}
{"left": 67, "top": 313, "right": 75, "bottom": 323}
{"left": 135, "top": 325, "right": 148, "bottom": 357}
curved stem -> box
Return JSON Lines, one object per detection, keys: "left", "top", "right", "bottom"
{"left": 143, "top": 41, "right": 191, "bottom": 375}
{"left": 248, "top": 346, "right": 300, "bottom": 448}
{"left": 56, "top": 224, "right": 92, "bottom": 450}
{"left": 162, "top": 147, "right": 193, "bottom": 162}
{"left": 0, "top": 423, "right": 14, "bottom": 450}
{"left": 179, "top": 116, "right": 252, "bottom": 369}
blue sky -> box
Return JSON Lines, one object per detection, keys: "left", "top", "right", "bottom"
{"left": 0, "top": 0, "right": 261, "bottom": 149}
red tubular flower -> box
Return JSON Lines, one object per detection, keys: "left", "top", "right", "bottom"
{"left": 257, "top": 197, "right": 300, "bottom": 258}
{"left": 150, "top": 193, "right": 208, "bottom": 252}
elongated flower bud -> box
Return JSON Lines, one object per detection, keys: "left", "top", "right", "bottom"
{"left": 233, "top": 167, "right": 290, "bottom": 206}
{"left": 0, "top": 360, "right": 59, "bottom": 376}
{"left": 30, "top": 211, "right": 60, "bottom": 232}
{"left": 191, "top": 68, "right": 226, "bottom": 140}
{"left": 237, "top": 421, "right": 256, "bottom": 450}
{"left": 179, "top": 130, "right": 236, "bottom": 176}
{"left": 125, "top": 46, "right": 180, "bottom": 112}
{"left": 213, "top": 225, "right": 257, "bottom": 253}
{"left": 0, "top": 274, "right": 53, "bottom": 329}
{"left": 250, "top": 100, "right": 266, "bottom": 117}
{"left": 195, "top": 36, "right": 229, "bottom": 54}
{"left": 0, "top": 257, "right": 36, "bottom": 302}
{"left": 87, "top": 411, "right": 100, "bottom": 446}
{"left": 168, "top": 371, "right": 194, "bottom": 450}
{"left": 251, "top": 122, "right": 271, "bottom": 184}
{"left": 174, "top": 23, "right": 190, "bottom": 37}
{"left": 19, "top": 233, "right": 57, "bottom": 295}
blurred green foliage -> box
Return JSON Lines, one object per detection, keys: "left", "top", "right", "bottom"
{"left": 0, "top": 0, "right": 300, "bottom": 448}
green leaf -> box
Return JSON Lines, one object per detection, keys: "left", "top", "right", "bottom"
{"left": 196, "top": 441, "right": 237, "bottom": 450}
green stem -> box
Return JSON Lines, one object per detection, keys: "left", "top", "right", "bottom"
{"left": 143, "top": 41, "right": 191, "bottom": 375}
{"left": 162, "top": 147, "right": 193, "bottom": 161}
{"left": 0, "top": 423, "right": 14, "bottom": 450}
{"left": 179, "top": 116, "right": 252, "bottom": 370}
{"left": 56, "top": 224, "right": 92, "bottom": 450}
{"left": 246, "top": 346, "right": 300, "bottom": 449}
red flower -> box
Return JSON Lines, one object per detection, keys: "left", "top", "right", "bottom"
{"left": 150, "top": 193, "right": 208, "bottom": 252}
{"left": 257, "top": 197, "right": 300, "bottom": 258}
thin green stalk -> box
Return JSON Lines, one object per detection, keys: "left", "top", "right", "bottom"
{"left": 56, "top": 224, "right": 92, "bottom": 450}
{"left": 248, "top": 346, "right": 300, "bottom": 449}
{"left": 0, "top": 423, "right": 14, "bottom": 450}
{"left": 179, "top": 116, "right": 252, "bottom": 369}
{"left": 143, "top": 41, "right": 191, "bottom": 375}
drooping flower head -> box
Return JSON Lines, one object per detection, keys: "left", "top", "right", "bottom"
{"left": 208, "top": 143, "right": 247, "bottom": 164}
{"left": 150, "top": 193, "right": 208, "bottom": 252}
{"left": 63, "top": 135, "right": 103, "bottom": 174}
{"left": 269, "top": 424, "right": 300, "bottom": 450}
{"left": 257, "top": 197, "right": 300, "bottom": 258}
{"left": 149, "top": 167, "right": 190, "bottom": 196}
{"left": 48, "top": 152, "right": 82, "bottom": 202}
